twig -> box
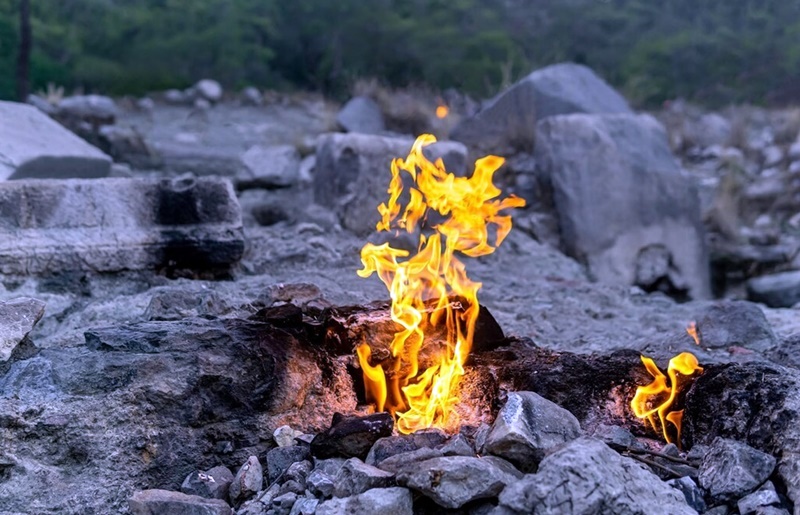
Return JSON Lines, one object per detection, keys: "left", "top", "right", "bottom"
{"left": 625, "top": 453, "right": 685, "bottom": 478}
{"left": 626, "top": 447, "right": 693, "bottom": 465}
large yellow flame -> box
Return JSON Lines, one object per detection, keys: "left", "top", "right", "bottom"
{"left": 357, "top": 134, "right": 525, "bottom": 434}
{"left": 631, "top": 351, "right": 703, "bottom": 446}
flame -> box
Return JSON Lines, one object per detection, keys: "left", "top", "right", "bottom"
{"left": 435, "top": 105, "right": 449, "bottom": 119}
{"left": 686, "top": 321, "right": 700, "bottom": 345}
{"left": 631, "top": 352, "right": 703, "bottom": 446}
{"left": 357, "top": 134, "right": 525, "bottom": 434}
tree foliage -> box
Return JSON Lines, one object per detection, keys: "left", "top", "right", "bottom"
{"left": 0, "top": 0, "right": 799, "bottom": 107}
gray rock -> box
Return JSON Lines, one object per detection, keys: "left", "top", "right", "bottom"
{"left": 698, "top": 437, "right": 776, "bottom": 503}
{"left": 267, "top": 445, "right": 311, "bottom": 483}
{"left": 685, "top": 113, "right": 732, "bottom": 148}
{"left": 181, "top": 466, "right": 234, "bottom": 500}
{"left": 272, "top": 492, "right": 297, "bottom": 514}
{"left": 57, "top": 94, "right": 118, "bottom": 123}
{"left": 229, "top": 456, "right": 263, "bottom": 503}
{"left": 241, "top": 87, "right": 263, "bottom": 106}
{"left": 422, "top": 140, "right": 469, "bottom": 176}
{"left": 164, "top": 89, "right": 190, "bottom": 104}
{"left": 278, "top": 480, "right": 305, "bottom": 496}
{"left": 316, "top": 487, "right": 413, "bottom": 515}
{"left": 136, "top": 97, "right": 155, "bottom": 111}
{"left": 150, "top": 142, "right": 245, "bottom": 176}
{"left": 307, "top": 469, "right": 336, "bottom": 498}
{"left": 336, "top": 96, "right": 385, "bottom": 134}
{"left": 310, "top": 412, "right": 394, "bottom": 460}
{"left": 194, "top": 98, "right": 212, "bottom": 110}
{"left": 534, "top": 113, "right": 710, "bottom": 299}
{"left": 695, "top": 301, "right": 778, "bottom": 353}
{"left": 333, "top": 457, "right": 395, "bottom": 497}
{"left": 288, "top": 497, "right": 319, "bottom": 515}
{"left": 440, "top": 434, "right": 475, "bottom": 456}
{"left": 591, "top": 424, "right": 638, "bottom": 451}
{"left": 0, "top": 298, "right": 45, "bottom": 362}
{"left": 483, "top": 391, "right": 581, "bottom": 472}
{"left": 195, "top": 79, "right": 223, "bottom": 102}
{"left": 366, "top": 430, "right": 448, "bottom": 466}
{"left": 238, "top": 145, "right": 301, "bottom": 189}
{"left": 396, "top": 456, "right": 518, "bottom": 509}
{"left": 0, "top": 100, "right": 111, "bottom": 180}
{"left": 0, "top": 176, "right": 244, "bottom": 275}
{"left": 284, "top": 460, "right": 312, "bottom": 488}
{"left": 144, "top": 288, "right": 234, "bottom": 321}
{"left": 374, "top": 447, "right": 445, "bottom": 475}
{"left": 747, "top": 271, "right": 800, "bottom": 308}
{"left": 26, "top": 93, "right": 56, "bottom": 115}
{"left": 738, "top": 488, "right": 782, "bottom": 514}
{"left": 273, "top": 425, "right": 302, "bottom": 448}
{"left": 497, "top": 438, "right": 695, "bottom": 514}
{"left": 129, "top": 489, "right": 233, "bottom": 515}
{"left": 451, "top": 62, "right": 631, "bottom": 154}
{"left": 313, "top": 132, "right": 413, "bottom": 235}
{"left": 667, "top": 476, "right": 707, "bottom": 513}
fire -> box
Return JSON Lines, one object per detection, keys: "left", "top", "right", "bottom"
{"left": 357, "top": 134, "right": 525, "bottom": 434}
{"left": 435, "top": 104, "right": 449, "bottom": 119}
{"left": 631, "top": 352, "right": 703, "bottom": 446}
{"left": 686, "top": 321, "right": 700, "bottom": 345}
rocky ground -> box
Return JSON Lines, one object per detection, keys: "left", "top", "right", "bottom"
{"left": 1, "top": 66, "right": 799, "bottom": 514}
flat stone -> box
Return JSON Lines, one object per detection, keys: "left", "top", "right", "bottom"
{"left": 333, "top": 458, "right": 395, "bottom": 497}
{"left": 365, "top": 430, "right": 448, "bottom": 466}
{"left": 738, "top": 488, "right": 782, "bottom": 514}
{"left": 336, "top": 96, "right": 385, "bottom": 134}
{"left": 266, "top": 445, "right": 311, "bottom": 483}
{"left": 237, "top": 145, "right": 300, "bottom": 189}
{"left": 0, "top": 100, "right": 111, "bottom": 180}
{"left": 311, "top": 412, "right": 394, "bottom": 460}
{"left": 129, "top": 489, "right": 232, "bottom": 515}
{"left": 497, "top": 438, "right": 695, "bottom": 514}
{"left": 396, "top": 456, "right": 518, "bottom": 509}
{"left": 747, "top": 271, "right": 800, "bottom": 308}
{"left": 375, "top": 447, "right": 445, "bottom": 475}
{"left": 695, "top": 301, "right": 778, "bottom": 353}
{"left": 288, "top": 498, "right": 319, "bottom": 515}
{"left": 316, "top": 487, "right": 413, "bottom": 515}
{"left": 0, "top": 176, "right": 244, "bottom": 275}
{"left": 698, "top": 437, "right": 776, "bottom": 503}
{"left": 0, "top": 298, "right": 45, "bottom": 362}
{"left": 534, "top": 112, "right": 710, "bottom": 299}
{"left": 439, "top": 434, "right": 475, "bottom": 457}
{"left": 483, "top": 391, "right": 581, "bottom": 472}
{"left": 181, "top": 466, "right": 234, "bottom": 500}
{"left": 229, "top": 456, "right": 263, "bottom": 503}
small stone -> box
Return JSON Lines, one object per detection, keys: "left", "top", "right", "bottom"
{"left": 230, "top": 456, "right": 264, "bottom": 504}
{"left": 272, "top": 492, "right": 297, "bottom": 515}
{"left": 238, "top": 145, "right": 300, "bottom": 189}
{"left": 738, "top": 488, "right": 782, "bottom": 514}
{"left": 365, "top": 430, "right": 448, "bottom": 466}
{"left": 311, "top": 412, "right": 394, "bottom": 460}
{"left": 195, "top": 79, "right": 223, "bottom": 102}
{"left": 747, "top": 271, "right": 800, "bottom": 308}
{"left": 439, "top": 434, "right": 475, "bottom": 457}
{"left": 591, "top": 424, "right": 637, "bottom": 451}
{"left": 284, "top": 460, "right": 312, "bottom": 486}
{"left": 483, "top": 391, "right": 581, "bottom": 472}
{"left": 396, "top": 456, "right": 518, "bottom": 509}
{"left": 474, "top": 423, "right": 491, "bottom": 453}
{"left": 307, "top": 469, "right": 336, "bottom": 498}
{"left": 278, "top": 480, "right": 305, "bottom": 496}
{"left": 698, "top": 437, "right": 777, "bottom": 503}
{"left": 336, "top": 96, "right": 385, "bottom": 134}
{"left": 0, "top": 298, "right": 46, "bottom": 362}
{"left": 375, "top": 447, "right": 444, "bottom": 475}
{"left": 316, "top": 487, "right": 412, "bottom": 515}
{"left": 267, "top": 445, "right": 310, "bottom": 483}
{"left": 241, "top": 87, "right": 263, "bottom": 106}
{"left": 181, "top": 466, "right": 234, "bottom": 500}
{"left": 274, "top": 425, "right": 302, "bottom": 448}
{"left": 333, "top": 458, "right": 395, "bottom": 497}
{"left": 288, "top": 498, "right": 318, "bottom": 515}
{"left": 129, "top": 489, "right": 232, "bottom": 515}
{"left": 667, "top": 476, "right": 707, "bottom": 513}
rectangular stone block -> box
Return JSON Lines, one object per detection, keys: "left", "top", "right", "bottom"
{"left": 0, "top": 176, "right": 243, "bottom": 274}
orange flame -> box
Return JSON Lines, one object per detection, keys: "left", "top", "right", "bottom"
{"left": 435, "top": 105, "right": 449, "bottom": 119}
{"left": 631, "top": 352, "right": 703, "bottom": 446}
{"left": 686, "top": 321, "right": 700, "bottom": 345}
{"left": 357, "top": 134, "right": 525, "bottom": 434}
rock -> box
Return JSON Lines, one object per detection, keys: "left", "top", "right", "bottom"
{"left": 316, "top": 487, "right": 413, "bottom": 515}
{"left": 181, "top": 466, "right": 235, "bottom": 500}
{"left": 229, "top": 456, "right": 263, "bottom": 503}
{"left": 164, "top": 89, "right": 190, "bottom": 104}
{"left": 738, "top": 488, "right": 782, "bottom": 514}
{"left": 97, "top": 124, "right": 152, "bottom": 167}
{"left": 421, "top": 140, "right": 468, "bottom": 176}
{"left": 307, "top": 460, "right": 342, "bottom": 499}
{"left": 684, "top": 113, "right": 732, "bottom": 148}
{"left": 272, "top": 492, "right": 297, "bottom": 514}
{"left": 195, "top": 79, "right": 223, "bottom": 102}
{"left": 129, "top": 489, "right": 233, "bottom": 515}
{"left": 451, "top": 62, "right": 631, "bottom": 154}
{"left": 150, "top": 142, "right": 245, "bottom": 176}
{"left": 365, "top": 431, "right": 449, "bottom": 466}
{"left": 497, "top": 438, "right": 695, "bottom": 515}
{"left": 747, "top": 271, "right": 800, "bottom": 308}
{"left": 57, "top": 94, "right": 118, "bottom": 124}
{"left": 137, "top": 97, "right": 155, "bottom": 111}
{"left": 313, "top": 132, "right": 412, "bottom": 235}
{"left": 144, "top": 288, "right": 233, "bottom": 321}
{"left": 697, "top": 437, "right": 776, "bottom": 504}
{"left": 762, "top": 145, "right": 784, "bottom": 168}
{"left": 0, "top": 176, "right": 244, "bottom": 275}
{"left": 439, "top": 434, "right": 475, "bottom": 456}
{"left": 0, "top": 298, "right": 45, "bottom": 362}
{"left": 298, "top": 155, "right": 315, "bottom": 184}
{"left": 241, "top": 87, "right": 263, "bottom": 106}
{"left": 667, "top": 476, "right": 707, "bottom": 513}
{"left": 284, "top": 460, "right": 312, "bottom": 484}
{"left": 266, "top": 445, "right": 311, "bottom": 483}
{"left": 289, "top": 498, "right": 319, "bottom": 515}
{"left": 26, "top": 93, "right": 56, "bottom": 115}
{"left": 694, "top": 301, "right": 778, "bottom": 353}
{"left": 591, "top": 424, "right": 639, "bottom": 451}
{"left": 396, "top": 456, "right": 518, "bottom": 509}
{"left": 0, "top": 100, "right": 111, "bottom": 180}
{"left": 273, "top": 425, "right": 303, "bottom": 448}
{"left": 333, "top": 458, "right": 395, "bottom": 497}
{"left": 375, "top": 447, "right": 445, "bottom": 475}
{"left": 311, "top": 412, "right": 394, "bottom": 460}
{"left": 194, "top": 98, "right": 212, "bottom": 110}
{"left": 238, "top": 145, "right": 301, "bottom": 189}
{"left": 534, "top": 113, "right": 710, "bottom": 299}
{"left": 483, "top": 391, "right": 581, "bottom": 472}
{"left": 336, "top": 96, "right": 386, "bottom": 134}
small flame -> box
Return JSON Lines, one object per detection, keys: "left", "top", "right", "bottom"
{"left": 435, "top": 105, "right": 449, "bottom": 119}
{"left": 686, "top": 321, "right": 700, "bottom": 345}
{"left": 357, "top": 134, "right": 525, "bottom": 434}
{"left": 631, "top": 352, "right": 703, "bottom": 446}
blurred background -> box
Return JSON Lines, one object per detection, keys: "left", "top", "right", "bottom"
{"left": 2, "top": 0, "right": 800, "bottom": 107}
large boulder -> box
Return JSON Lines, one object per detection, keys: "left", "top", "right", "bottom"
{"left": 451, "top": 63, "right": 631, "bottom": 154}
{"left": 0, "top": 100, "right": 111, "bottom": 180}
{"left": 534, "top": 113, "right": 710, "bottom": 299}
{"left": 336, "top": 96, "right": 386, "bottom": 134}
{"left": 0, "top": 176, "right": 244, "bottom": 275}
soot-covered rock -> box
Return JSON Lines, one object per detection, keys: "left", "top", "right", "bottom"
{"left": 365, "top": 430, "right": 448, "bottom": 466}
{"left": 310, "top": 412, "right": 394, "bottom": 460}
{"left": 496, "top": 438, "right": 696, "bottom": 515}
{"left": 483, "top": 391, "right": 581, "bottom": 472}
{"left": 266, "top": 446, "right": 311, "bottom": 483}
{"left": 697, "top": 437, "right": 776, "bottom": 504}
{"left": 129, "top": 489, "right": 233, "bottom": 515}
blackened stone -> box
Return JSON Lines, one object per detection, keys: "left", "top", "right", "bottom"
{"left": 667, "top": 476, "right": 707, "bottom": 513}
{"left": 311, "top": 412, "right": 394, "bottom": 460}
{"left": 698, "top": 437, "right": 776, "bottom": 504}
{"left": 129, "top": 489, "right": 233, "bottom": 515}
{"left": 365, "top": 430, "right": 448, "bottom": 466}
{"left": 181, "top": 466, "right": 234, "bottom": 500}
{"left": 251, "top": 304, "right": 303, "bottom": 328}
{"left": 267, "top": 446, "right": 311, "bottom": 483}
